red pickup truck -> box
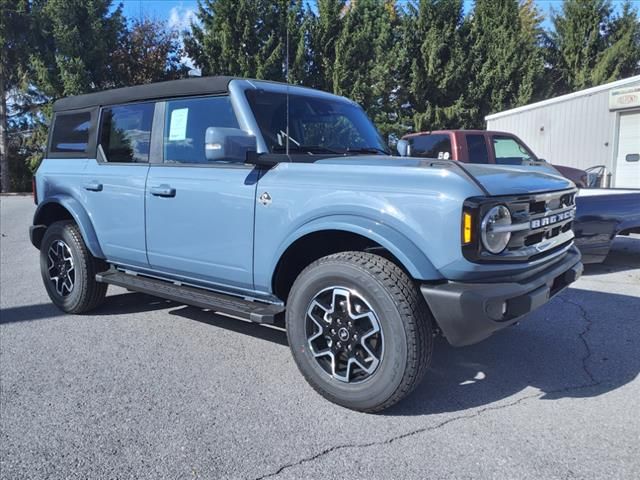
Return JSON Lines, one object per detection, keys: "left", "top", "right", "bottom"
{"left": 399, "top": 130, "right": 587, "bottom": 187}
{"left": 399, "top": 130, "right": 640, "bottom": 263}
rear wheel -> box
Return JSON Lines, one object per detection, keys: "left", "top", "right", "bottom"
{"left": 286, "top": 251, "right": 433, "bottom": 412}
{"left": 40, "top": 221, "right": 108, "bottom": 313}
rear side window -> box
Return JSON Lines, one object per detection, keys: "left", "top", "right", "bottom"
{"left": 99, "top": 103, "right": 155, "bottom": 163}
{"left": 408, "top": 134, "right": 451, "bottom": 159}
{"left": 164, "top": 96, "right": 239, "bottom": 164}
{"left": 50, "top": 112, "right": 91, "bottom": 153}
{"left": 467, "top": 135, "right": 489, "bottom": 164}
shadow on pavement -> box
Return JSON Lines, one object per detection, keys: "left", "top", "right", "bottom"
{"left": 2, "top": 277, "right": 638, "bottom": 418}
{"left": 169, "top": 305, "right": 289, "bottom": 347}
{"left": 582, "top": 235, "right": 640, "bottom": 275}
{"left": 386, "top": 287, "right": 640, "bottom": 416}
{"left": 0, "top": 292, "right": 174, "bottom": 324}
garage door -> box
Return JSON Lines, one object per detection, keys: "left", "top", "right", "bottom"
{"left": 614, "top": 111, "right": 640, "bottom": 188}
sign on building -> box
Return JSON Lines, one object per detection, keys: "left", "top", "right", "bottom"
{"left": 609, "top": 84, "right": 640, "bottom": 111}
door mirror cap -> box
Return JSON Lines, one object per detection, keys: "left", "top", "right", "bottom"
{"left": 205, "top": 127, "right": 257, "bottom": 162}
{"left": 396, "top": 139, "right": 409, "bottom": 157}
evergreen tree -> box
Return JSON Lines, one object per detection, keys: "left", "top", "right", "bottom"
{"left": 1, "top": 0, "right": 34, "bottom": 191}
{"left": 591, "top": 1, "right": 640, "bottom": 86}
{"left": 549, "top": 0, "right": 612, "bottom": 93}
{"left": 113, "top": 18, "right": 190, "bottom": 86}
{"left": 333, "top": 0, "right": 401, "bottom": 141}
{"left": 185, "top": 0, "right": 308, "bottom": 83}
{"left": 465, "top": 0, "right": 544, "bottom": 126}
{"left": 29, "top": 0, "right": 126, "bottom": 97}
{"left": 548, "top": 0, "right": 640, "bottom": 94}
{"left": 308, "top": 0, "right": 345, "bottom": 91}
{"left": 408, "top": 0, "right": 469, "bottom": 131}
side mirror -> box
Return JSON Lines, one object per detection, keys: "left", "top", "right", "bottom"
{"left": 396, "top": 139, "right": 409, "bottom": 157}
{"left": 205, "top": 127, "right": 256, "bottom": 162}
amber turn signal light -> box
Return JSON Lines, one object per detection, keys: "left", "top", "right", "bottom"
{"left": 462, "top": 212, "right": 472, "bottom": 244}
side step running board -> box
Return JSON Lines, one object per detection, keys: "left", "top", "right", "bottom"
{"left": 96, "top": 270, "right": 284, "bottom": 324}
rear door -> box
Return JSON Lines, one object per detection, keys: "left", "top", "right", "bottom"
{"left": 464, "top": 133, "right": 491, "bottom": 164}
{"left": 82, "top": 102, "right": 156, "bottom": 267}
{"left": 144, "top": 96, "right": 258, "bottom": 291}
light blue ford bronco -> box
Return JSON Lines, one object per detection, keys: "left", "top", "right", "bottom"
{"left": 31, "top": 77, "right": 583, "bottom": 411}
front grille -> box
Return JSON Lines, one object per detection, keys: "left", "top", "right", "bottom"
{"left": 504, "top": 190, "right": 576, "bottom": 259}
{"left": 463, "top": 188, "right": 577, "bottom": 263}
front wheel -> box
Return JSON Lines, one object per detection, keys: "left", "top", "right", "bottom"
{"left": 40, "top": 221, "right": 108, "bottom": 313}
{"left": 286, "top": 251, "right": 433, "bottom": 412}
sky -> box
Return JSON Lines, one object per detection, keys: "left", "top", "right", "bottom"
{"left": 119, "top": 0, "right": 638, "bottom": 32}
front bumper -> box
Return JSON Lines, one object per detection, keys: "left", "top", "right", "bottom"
{"left": 421, "top": 247, "right": 583, "bottom": 347}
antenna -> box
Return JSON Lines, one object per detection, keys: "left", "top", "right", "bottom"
{"left": 285, "top": 7, "right": 290, "bottom": 157}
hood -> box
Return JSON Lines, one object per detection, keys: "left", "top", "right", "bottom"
{"left": 316, "top": 155, "right": 575, "bottom": 196}
{"left": 460, "top": 163, "right": 575, "bottom": 195}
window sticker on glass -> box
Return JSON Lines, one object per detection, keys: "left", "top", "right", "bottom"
{"left": 169, "top": 108, "right": 188, "bottom": 141}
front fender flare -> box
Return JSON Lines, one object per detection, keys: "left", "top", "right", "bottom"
{"left": 33, "top": 196, "right": 105, "bottom": 258}
{"left": 268, "top": 214, "right": 441, "bottom": 285}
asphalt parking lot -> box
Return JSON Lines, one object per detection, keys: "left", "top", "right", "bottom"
{"left": 1, "top": 194, "right": 639, "bottom": 480}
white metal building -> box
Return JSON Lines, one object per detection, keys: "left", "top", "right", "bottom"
{"left": 485, "top": 75, "right": 640, "bottom": 188}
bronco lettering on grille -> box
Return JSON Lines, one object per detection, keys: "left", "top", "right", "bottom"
{"left": 530, "top": 209, "right": 575, "bottom": 229}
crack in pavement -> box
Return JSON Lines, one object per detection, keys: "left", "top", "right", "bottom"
{"left": 557, "top": 294, "right": 599, "bottom": 385}
{"left": 253, "top": 293, "right": 601, "bottom": 480}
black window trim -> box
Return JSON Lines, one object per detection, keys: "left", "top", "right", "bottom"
{"left": 96, "top": 100, "right": 157, "bottom": 166}
{"left": 47, "top": 107, "right": 98, "bottom": 159}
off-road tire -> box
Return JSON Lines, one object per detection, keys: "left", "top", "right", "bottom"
{"left": 40, "top": 221, "right": 108, "bottom": 313}
{"left": 286, "top": 251, "right": 433, "bottom": 412}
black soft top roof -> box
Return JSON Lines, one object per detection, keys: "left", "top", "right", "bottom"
{"left": 53, "top": 76, "right": 238, "bottom": 112}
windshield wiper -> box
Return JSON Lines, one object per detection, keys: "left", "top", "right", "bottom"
{"left": 273, "top": 144, "right": 343, "bottom": 155}
{"left": 344, "top": 146, "right": 389, "bottom": 155}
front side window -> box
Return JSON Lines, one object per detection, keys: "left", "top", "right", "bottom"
{"left": 164, "top": 96, "right": 239, "bottom": 164}
{"left": 408, "top": 134, "right": 452, "bottom": 159}
{"left": 245, "top": 90, "right": 389, "bottom": 156}
{"left": 99, "top": 103, "right": 154, "bottom": 163}
{"left": 50, "top": 112, "right": 91, "bottom": 154}
{"left": 492, "top": 136, "right": 534, "bottom": 165}
{"left": 467, "top": 135, "right": 489, "bottom": 164}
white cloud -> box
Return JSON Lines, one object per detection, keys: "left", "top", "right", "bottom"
{"left": 168, "top": 4, "right": 198, "bottom": 32}
{"left": 166, "top": 4, "right": 201, "bottom": 75}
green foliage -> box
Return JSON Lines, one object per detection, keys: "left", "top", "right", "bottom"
{"left": 465, "top": 0, "right": 545, "bottom": 127}
{"left": 185, "top": 0, "right": 309, "bottom": 83}
{"left": 332, "top": 0, "right": 403, "bottom": 141}
{"left": 308, "top": 0, "right": 345, "bottom": 91}
{"left": 408, "top": 0, "right": 470, "bottom": 131}
{"left": 549, "top": 0, "right": 640, "bottom": 94}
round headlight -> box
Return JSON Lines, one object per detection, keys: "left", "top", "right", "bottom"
{"left": 481, "top": 205, "right": 512, "bottom": 254}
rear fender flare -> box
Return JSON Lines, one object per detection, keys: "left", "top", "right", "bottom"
{"left": 33, "top": 196, "right": 105, "bottom": 258}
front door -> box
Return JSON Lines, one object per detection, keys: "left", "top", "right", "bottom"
{"left": 145, "top": 96, "right": 258, "bottom": 291}
{"left": 614, "top": 111, "right": 640, "bottom": 188}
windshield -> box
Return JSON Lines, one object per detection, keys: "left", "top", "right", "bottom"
{"left": 245, "top": 90, "right": 389, "bottom": 155}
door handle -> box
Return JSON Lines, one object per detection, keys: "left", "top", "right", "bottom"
{"left": 84, "top": 181, "right": 103, "bottom": 192}
{"left": 150, "top": 185, "right": 176, "bottom": 197}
